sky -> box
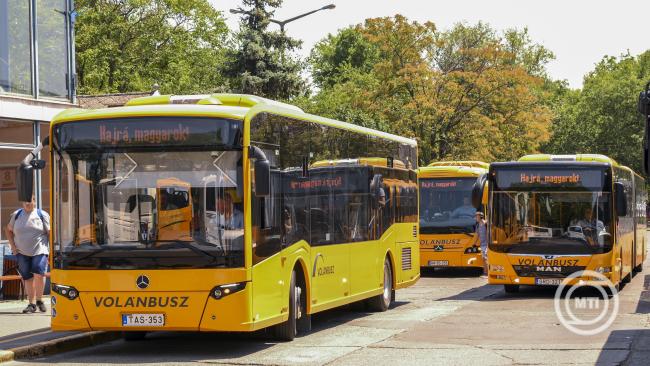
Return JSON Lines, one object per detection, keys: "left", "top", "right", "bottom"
{"left": 212, "top": 0, "right": 650, "bottom": 89}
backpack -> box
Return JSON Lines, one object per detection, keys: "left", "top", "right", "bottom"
{"left": 13, "top": 208, "right": 48, "bottom": 234}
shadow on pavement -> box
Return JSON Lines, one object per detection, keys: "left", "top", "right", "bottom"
{"left": 634, "top": 274, "right": 650, "bottom": 314}
{"left": 420, "top": 267, "right": 483, "bottom": 278}
{"left": 24, "top": 300, "right": 410, "bottom": 364}
{"left": 595, "top": 329, "right": 649, "bottom": 366}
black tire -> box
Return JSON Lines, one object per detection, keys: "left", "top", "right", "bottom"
{"left": 367, "top": 257, "right": 393, "bottom": 312}
{"left": 123, "top": 331, "right": 146, "bottom": 341}
{"left": 504, "top": 285, "right": 519, "bottom": 293}
{"left": 635, "top": 262, "right": 644, "bottom": 274}
{"left": 274, "top": 270, "right": 300, "bottom": 341}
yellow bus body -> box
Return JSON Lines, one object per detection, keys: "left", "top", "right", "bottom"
{"left": 47, "top": 94, "right": 419, "bottom": 334}
{"left": 487, "top": 154, "right": 646, "bottom": 290}
{"left": 418, "top": 162, "right": 488, "bottom": 269}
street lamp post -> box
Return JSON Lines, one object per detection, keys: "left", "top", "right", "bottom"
{"left": 230, "top": 4, "right": 335, "bottom": 32}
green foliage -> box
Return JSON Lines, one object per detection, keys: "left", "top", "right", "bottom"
{"left": 309, "top": 27, "right": 380, "bottom": 89}
{"left": 75, "top": 0, "right": 228, "bottom": 94}
{"left": 222, "top": 0, "right": 305, "bottom": 100}
{"left": 306, "top": 17, "right": 555, "bottom": 165}
{"left": 544, "top": 51, "right": 650, "bottom": 173}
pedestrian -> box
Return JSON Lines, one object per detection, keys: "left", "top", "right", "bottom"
{"left": 4, "top": 195, "right": 50, "bottom": 313}
{"left": 474, "top": 211, "right": 488, "bottom": 277}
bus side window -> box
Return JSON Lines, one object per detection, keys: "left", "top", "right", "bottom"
{"left": 250, "top": 113, "right": 283, "bottom": 263}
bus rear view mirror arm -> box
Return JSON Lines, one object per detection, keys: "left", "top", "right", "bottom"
{"left": 16, "top": 137, "right": 49, "bottom": 202}
{"left": 250, "top": 146, "right": 270, "bottom": 197}
{"left": 614, "top": 182, "right": 628, "bottom": 217}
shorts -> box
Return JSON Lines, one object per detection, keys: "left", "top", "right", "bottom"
{"left": 481, "top": 245, "right": 488, "bottom": 261}
{"left": 16, "top": 254, "right": 48, "bottom": 280}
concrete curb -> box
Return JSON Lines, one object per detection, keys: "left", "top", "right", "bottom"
{"left": 0, "top": 331, "right": 121, "bottom": 363}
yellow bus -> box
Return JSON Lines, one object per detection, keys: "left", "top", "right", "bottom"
{"left": 18, "top": 94, "right": 419, "bottom": 341}
{"left": 487, "top": 154, "right": 646, "bottom": 293}
{"left": 418, "top": 161, "right": 489, "bottom": 270}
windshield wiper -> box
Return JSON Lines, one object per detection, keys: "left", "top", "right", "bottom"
{"left": 155, "top": 241, "right": 225, "bottom": 265}
{"left": 447, "top": 226, "right": 474, "bottom": 237}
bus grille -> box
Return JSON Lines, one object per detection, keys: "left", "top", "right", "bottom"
{"left": 512, "top": 265, "right": 585, "bottom": 278}
{"left": 412, "top": 226, "right": 417, "bottom": 238}
{"left": 402, "top": 247, "right": 412, "bottom": 270}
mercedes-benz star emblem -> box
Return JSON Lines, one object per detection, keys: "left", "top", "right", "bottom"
{"left": 136, "top": 275, "right": 150, "bottom": 289}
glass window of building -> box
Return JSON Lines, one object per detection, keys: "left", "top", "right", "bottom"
{"left": 0, "top": 0, "right": 32, "bottom": 95}
{"left": 37, "top": 0, "right": 69, "bottom": 98}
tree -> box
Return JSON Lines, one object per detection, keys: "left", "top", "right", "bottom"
{"left": 309, "top": 27, "right": 380, "bottom": 89}
{"left": 75, "top": 0, "right": 228, "bottom": 94}
{"left": 306, "top": 17, "right": 555, "bottom": 165}
{"left": 222, "top": 0, "right": 305, "bottom": 100}
{"left": 544, "top": 51, "right": 650, "bottom": 173}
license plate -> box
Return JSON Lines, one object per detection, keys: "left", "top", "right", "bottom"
{"left": 122, "top": 313, "right": 165, "bottom": 327}
{"left": 428, "top": 260, "right": 449, "bottom": 266}
{"left": 535, "top": 278, "right": 562, "bottom": 286}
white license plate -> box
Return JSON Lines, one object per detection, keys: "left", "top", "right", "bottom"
{"left": 122, "top": 313, "right": 165, "bottom": 327}
{"left": 428, "top": 260, "right": 449, "bottom": 266}
{"left": 535, "top": 278, "right": 562, "bottom": 286}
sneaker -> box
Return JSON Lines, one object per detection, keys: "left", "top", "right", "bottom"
{"left": 22, "top": 304, "right": 36, "bottom": 314}
{"left": 35, "top": 300, "right": 47, "bottom": 313}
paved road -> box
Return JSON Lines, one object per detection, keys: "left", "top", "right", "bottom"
{"left": 8, "top": 264, "right": 650, "bottom": 365}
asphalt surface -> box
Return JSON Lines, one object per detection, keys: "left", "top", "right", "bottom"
{"left": 8, "top": 261, "right": 650, "bottom": 365}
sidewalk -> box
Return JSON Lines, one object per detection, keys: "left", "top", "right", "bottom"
{"left": 0, "top": 299, "right": 118, "bottom": 362}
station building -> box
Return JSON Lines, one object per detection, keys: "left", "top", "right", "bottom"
{"left": 0, "top": 0, "right": 75, "bottom": 250}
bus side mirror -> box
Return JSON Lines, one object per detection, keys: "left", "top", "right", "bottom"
{"left": 472, "top": 173, "right": 488, "bottom": 209}
{"left": 639, "top": 82, "right": 650, "bottom": 175}
{"left": 250, "top": 146, "right": 270, "bottom": 197}
{"left": 614, "top": 182, "right": 627, "bottom": 217}
{"left": 16, "top": 162, "right": 35, "bottom": 202}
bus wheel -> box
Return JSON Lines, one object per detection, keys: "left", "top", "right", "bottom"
{"left": 504, "top": 285, "right": 519, "bottom": 293}
{"left": 634, "top": 262, "right": 644, "bottom": 274}
{"left": 123, "top": 331, "right": 146, "bottom": 341}
{"left": 367, "top": 257, "right": 393, "bottom": 312}
{"left": 274, "top": 270, "right": 301, "bottom": 341}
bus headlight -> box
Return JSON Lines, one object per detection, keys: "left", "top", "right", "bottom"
{"left": 490, "top": 265, "right": 505, "bottom": 272}
{"left": 464, "top": 246, "right": 481, "bottom": 254}
{"left": 210, "top": 282, "right": 247, "bottom": 300}
{"left": 52, "top": 284, "right": 79, "bottom": 300}
{"left": 595, "top": 266, "right": 612, "bottom": 274}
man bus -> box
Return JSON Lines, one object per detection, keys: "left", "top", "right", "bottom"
{"left": 487, "top": 154, "right": 646, "bottom": 293}
{"left": 418, "top": 161, "right": 488, "bottom": 271}
{"left": 16, "top": 94, "right": 419, "bottom": 341}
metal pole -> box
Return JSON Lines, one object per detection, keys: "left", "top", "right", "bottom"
{"left": 30, "top": 0, "right": 39, "bottom": 99}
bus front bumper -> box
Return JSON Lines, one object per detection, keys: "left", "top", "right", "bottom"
{"left": 50, "top": 286, "right": 256, "bottom": 332}
{"left": 420, "top": 250, "right": 484, "bottom": 268}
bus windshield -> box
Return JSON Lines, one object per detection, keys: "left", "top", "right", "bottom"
{"left": 490, "top": 191, "right": 613, "bottom": 255}
{"left": 52, "top": 118, "right": 244, "bottom": 270}
{"left": 419, "top": 178, "right": 477, "bottom": 234}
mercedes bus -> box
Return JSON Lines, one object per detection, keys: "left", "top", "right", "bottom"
{"left": 16, "top": 94, "right": 419, "bottom": 340}
{"left": 487, "top": 154, "right": 646, "bottom": 293}
{"left": 418, "top": 161, "right": 488, "bottom": 270}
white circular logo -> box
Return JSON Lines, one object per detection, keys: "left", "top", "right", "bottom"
{"left": 553, "top": 270, "right": 619, "bottom": 336}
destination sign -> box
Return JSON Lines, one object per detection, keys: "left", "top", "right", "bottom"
{"left": 55, "top": 117, "right": 242, "bottom": 150}
{"left": 495, "top": 168, "right": 606, "bottom": 190}
{"left": 419, "top": 178, "right": 475, "bottom": 191}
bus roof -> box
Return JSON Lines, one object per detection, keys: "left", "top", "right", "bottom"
{"left": 418, "top": 162, "right": 488, "bottom": 178}
{"left": 51, "top": 93, "right": 417, "bottom": 146}
{"left": 427, "top": 161, "right": 489, "bottom": 169}
{"left": 518, "top": 154, "right": 618, "bottom": 165}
